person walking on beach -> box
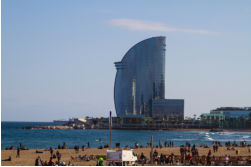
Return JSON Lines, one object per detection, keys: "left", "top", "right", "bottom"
{"left": 16, "top": 148, "right": 20, "bottom": 158}
{"left": 216, "top": 143, "right": 219, "bottom": 152}
{"left": 62, "top": 142, "right": 66, "bottom": 149}
{"left": 213, "top": 144, "right": 216, "bottom": 153}
{"left": 87, "top": 142, "right": 90, "bottom": 148}
{"left": 56, "top": 151, "right": 61, "bottom": 162}
{"left": 159, "top": 140, "right": 163, "bottom": 149}
{"left": 49, "top": 147, "right": 53, "bottom": 158}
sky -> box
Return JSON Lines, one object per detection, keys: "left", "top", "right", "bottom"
{"left": 2, "top": 0, "right": 251, "bottom": 121}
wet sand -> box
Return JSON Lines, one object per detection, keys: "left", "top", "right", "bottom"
{"left": 2, "top": 147, "right": 251, "bottom": 166}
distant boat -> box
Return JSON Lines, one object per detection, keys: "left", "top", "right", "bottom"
{"left": 53, "top": 119, "right": 69, "bottom": 124}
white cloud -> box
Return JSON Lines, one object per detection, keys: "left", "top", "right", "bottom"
{"left": 109, "top": 18, "right": 217, "bottom": 35}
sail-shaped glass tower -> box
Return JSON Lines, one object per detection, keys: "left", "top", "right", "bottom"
{"left": 114, "top": 36, "right": 184, "bottom": 119}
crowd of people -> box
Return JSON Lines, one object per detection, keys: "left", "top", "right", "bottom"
{"left": 134, "top": 140, "right": 251, "bottom": 166}
{"left": 34, "top": 156, "right": 71, "bottom": 166}
{"left": 135, "top": 140, "right": 174, "bottom": 149}
{"left": 33, "top": 147, "right": 69, "bottom": 166}
{"left": 3, "top": 140, "right": 251, "bottom": 166}
{"left": 137, "top": 148, "right": 251, "bottom": 166}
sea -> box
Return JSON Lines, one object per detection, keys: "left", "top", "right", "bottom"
{"left": 2, "top": 122, "right": 251, "bottom": 149}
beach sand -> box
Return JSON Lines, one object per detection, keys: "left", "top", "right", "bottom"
{"left": 2, "top": 147, "right": 251, "bottom": 166}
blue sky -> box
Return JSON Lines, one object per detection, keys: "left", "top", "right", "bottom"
{"left": 2, "top": 0, "right": 251, "bottom": 121}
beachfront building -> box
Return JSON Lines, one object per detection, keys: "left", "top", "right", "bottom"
{"left": 114, "top": 36, "right": 184, "bottom": 122}
{"left": 200, "top": 107, "right": 251, "bottom": 128}
{"left": 152, "top": 99, "right": 184, "bottom": 120}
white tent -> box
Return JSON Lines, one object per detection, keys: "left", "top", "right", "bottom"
{"left": 106, "top": 149, "right": 137, "bottom": 166}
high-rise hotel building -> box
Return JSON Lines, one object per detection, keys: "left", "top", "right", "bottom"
{"left": 114, "top": 36, "right": 184, "bottom": 120}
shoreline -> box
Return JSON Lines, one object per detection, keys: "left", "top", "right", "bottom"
{"left": 22, "top": 125, "right": 251, "bottom": 132}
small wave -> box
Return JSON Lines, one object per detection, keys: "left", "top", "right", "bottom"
{"left": 171, "top": 139, "right": 196, "bottom": 141}
{"left": 207, "top": 137, "right": 214, "bottom": 141}
{"left": 242, "top": 135, "right": 250, "bottom": 139}
{"left": 220, "top": 132, "right": 235, "bottom": 135}
{"left": 209, "top": 139, "right": 251, "bottom": 142}
{"left": 95, "top": 139, "right": 103, "bottom": 142}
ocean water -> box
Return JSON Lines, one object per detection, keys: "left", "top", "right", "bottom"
{"left": 2, "top": 122, "right": 251, "bottom": 149}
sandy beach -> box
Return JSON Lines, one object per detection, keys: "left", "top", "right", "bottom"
{"left": 2, "top": 146, "right": 251, "bottom": 166}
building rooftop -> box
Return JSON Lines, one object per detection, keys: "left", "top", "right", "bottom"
{"left": 213, "top": 107, "right": 251, "bottom": 111}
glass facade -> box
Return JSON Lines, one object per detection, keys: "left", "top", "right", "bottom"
{"left": 114, "top": 37, "right": 166, "bottom": 117}
{"left": 152, "top": 99, "right": 184, "bottom": 119}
